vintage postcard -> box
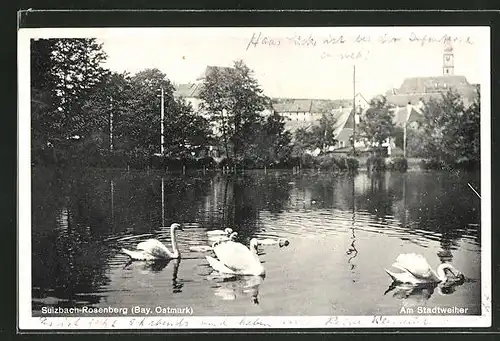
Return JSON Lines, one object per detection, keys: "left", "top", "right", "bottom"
{"left": 18, "top": 25, "right": 491, "bottom": 330}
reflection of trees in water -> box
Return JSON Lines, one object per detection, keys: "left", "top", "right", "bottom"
{"left": 32, "top": 167, "right": 214, "bottom": 309}
{"left": 346, "top": 175, "right": 359, "bottom": 273}
{"left": 352, "top": 171, "right": 480, "bottom": 253}
{"left": 204, "top": 173, "right": 292, "bottom": 241}
{"left": 357, "top": 172, "right": 400, "bottom": 220}
{"left": 32, "top": 205, "right": 112, "bottom": 308}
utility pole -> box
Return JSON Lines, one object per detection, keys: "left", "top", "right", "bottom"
{"left": 352, "top": 65, "right": 356, "bottom": 154}
{"left": 110, "top": 97, "right": 114, "bottom": 151}
{"left": 403, "top": 103, "right": 411, "bottom": 158}
{"left": 160, "top": 87, "right": 165, "bottom": 155}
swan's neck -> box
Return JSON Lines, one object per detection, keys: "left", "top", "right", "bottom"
{"left": 435, "top": 265, "right": 448, "bottom": 282}
{"left": 170, "top": 227, "right": 179, "bottom": 258}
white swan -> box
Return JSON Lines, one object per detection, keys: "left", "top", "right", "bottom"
{"left": 210, "top": 231, "right": 238, "bottom": 244}
{"left": 259, "top": 238, "right": 290, "bottom": 247}
{"left": 206, "top": 228, "right": 233, "bottom": 236}
{"left": 122, "top": 223, "right": 183, "bottom": 260}
{"left": 206, "top": 238, "right": 265, "bottom": 276}
{"left": 385, "top": 253, "right": 464, "bottom": 284}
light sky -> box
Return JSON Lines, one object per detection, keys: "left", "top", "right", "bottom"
{"left": 28, "top": 26, "right": 489, "bottom": 100}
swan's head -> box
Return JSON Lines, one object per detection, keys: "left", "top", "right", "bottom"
{"left": 228, "top": 232, "right": 238, "bottom": 241}
{"left": 278, "top": 238, "right": 290, "bottom": 248}
{"left": 170, "top": 223, "right": 184, "bottom": 231}
{"left": 437, "top": 263, "right": 464, "bottom": 282}
{"left": 250, "top": 238, "right": 260, "bottom": 252}
{"left": 224, "top": 228, "right": 234, "bottom": 235}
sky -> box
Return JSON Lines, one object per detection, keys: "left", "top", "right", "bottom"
{"left": 26, "top": 26, "right": 489, "bottom": 101}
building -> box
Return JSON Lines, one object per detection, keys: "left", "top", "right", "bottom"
{"left": 385, "top": 43, "right": 479, "bottom": 108}
{"left": 269, "top": 95, "right": 372, "bottom": 155}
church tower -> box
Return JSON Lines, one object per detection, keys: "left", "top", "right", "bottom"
{"left": 443, "top": 43, "right": 454, "bottom": 76}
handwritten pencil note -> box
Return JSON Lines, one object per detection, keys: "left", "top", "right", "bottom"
{"left": 245, "top": 31, "right": 474, "bottom": 61}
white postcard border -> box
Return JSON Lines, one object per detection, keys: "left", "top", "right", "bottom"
{"left": 17, "top": 26, "right": 492, "bottom": 330}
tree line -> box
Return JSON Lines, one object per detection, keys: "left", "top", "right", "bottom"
{"left": 30, "top": 38, "right": 480, "bottom": 171}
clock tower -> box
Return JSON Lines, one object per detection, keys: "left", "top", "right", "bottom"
{"left": 443, "top": 43, "right": 454, "bottom": 76}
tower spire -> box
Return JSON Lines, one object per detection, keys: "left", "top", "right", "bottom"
{"left": 443, "top": 42, "right": 454, "bottom": 76}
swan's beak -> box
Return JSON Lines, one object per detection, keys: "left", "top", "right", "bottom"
{"left": 178, "top": 224, "right": 184, "bottom": 231}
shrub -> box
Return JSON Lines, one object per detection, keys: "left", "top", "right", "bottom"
{"left": 346, "top": 157, "right": 360, "bottom": 172}
{"left": 420, "top": 159, "right": 445, "bottom": 170}
{"left": 367, "top": 156, "right": 386, "bottom": 172}
{"left": 387, "top": 157, "right": 408, "bottom": 172}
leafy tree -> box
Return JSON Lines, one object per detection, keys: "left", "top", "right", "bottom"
{"left": 31, "top": 38, "right": 109, "bottom": 159}
{"left": 358, "top": 95, "right": 395, "bottom": 152}
{"left": 123, "top": 68, "right": 177, "bottom": 158}
{"left": 80, "top": 71, "right": 134, "bottom": 155}
{"left": 162, "top": 98, "right": 213, "bottom": 157}
{"left": 411, "top": 89, "right": 480, "bottom": 164}
{"left": 244, "top": 113, "right": 292, "bottom": 166}
{"left": 199, "top": 61, "right": 268, "bottom": 160}
{"left": 292, "top": 113, "right": 339, "bottom": 155}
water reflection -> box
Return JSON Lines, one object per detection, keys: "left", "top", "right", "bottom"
{"left": 122, "top": 258, "right": 183, "bottom": 293}
{"left": 384, "top": 279, "right": 466, "bottom": 303}
{"left": 208, "top": 274, "right": 264, "bottom": 305}
{"left": 32, "top": 168, "right": 481, "bottom": 315}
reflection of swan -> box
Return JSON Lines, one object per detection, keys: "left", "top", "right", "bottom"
{"left": 384, "top": 282, "right": 436, "bottom": 302}
{"left": 207, "top": 228, "right": 233, "bottom": 236}
{"left": 206, "top": 238, "right": 265, "bottom": 276}
{"left": 122, "top": 258, "right": 184, "bottom": 293}
{"left": 211, "top": 275, "right": 264, "bottom": 304}
{"left": 121, "top": 223, "right": 183, "bottom": 260}
{"left": 385, "top": 253, "right": 464, "bottom": 284}
{"left": 384, "top": 277, "right": 466, "bottom": 302}
{"left": 258, "top": 238, "right": 290, "bottom": 247}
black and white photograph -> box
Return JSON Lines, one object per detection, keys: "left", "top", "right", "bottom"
{"left": 18, "top": 25, "right": 491, "bottom": 329}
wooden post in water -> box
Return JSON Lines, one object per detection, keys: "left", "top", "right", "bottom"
{"left": 183, "top": 165, "right": 186, "bottom": 175}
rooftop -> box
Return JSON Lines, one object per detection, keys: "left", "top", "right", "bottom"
{"left": 272, "top": 98, "right": 354, "bottom": 113}
{"left": 173, "top": 83, "right": 203, "bottom": 98}
{"left": 196, "top": 65, "right": 235, "bottom": 81}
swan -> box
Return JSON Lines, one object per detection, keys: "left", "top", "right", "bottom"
{"left": 210, "top": 231, "right": 238, "bottom": 247}
{"left": 122, "top": 223, "right": 183, "bottom": 260}
{"left": 188, "top": 233, "right": 238, "bottom": 252}
{"left": 206, "top": 228, "right": 233, "bottom": 236}
{"left": 258, "top": 238, "right": 290, "bottom": 247}
{"left": 385, "top": 253, "right": 464, "bottom": 285}
{"left": 206, "top": 238, "right": 265, "bottom": 276}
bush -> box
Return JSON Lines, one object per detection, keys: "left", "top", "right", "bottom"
{"left": 420, "top": 159, "right": 445, "bottom": 170}
{"left": 346, "top": 157, "right": 360, "bottom": 172}
{"left": 387, "top": 157, "right": 408, "bottom": 172}
{"left": 367, "top": 156, "right": 386, "bottom": 172}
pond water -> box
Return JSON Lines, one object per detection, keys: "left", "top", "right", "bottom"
{"left": 31, "top": 168, "right": 481, "bottom": 316}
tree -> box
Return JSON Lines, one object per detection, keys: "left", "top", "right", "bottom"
{"left": 31, "top": 38, "right": 109, "bottom": 159}
{"left": 412, "top": 89, "right": 480, "bottom": 164}
{"left": 244, "top": 113, "right": 292, "bottom": 166}
{"left": 199, "top": 61, "right": 268, "bottom": 161}
{"left": 123, "top": 68, "right": 177, "bottom": 157}
{"left": 79, "top": 71, "right": 134, "bottom": 155}
{"left": 358, "top": 95, "right": 395, "bottom": 153}
{"left": 292, "top": 113, "right": 339, "bottom": 155}
{"left": 162, "top": 98, "right": 213, "bottom": 157}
